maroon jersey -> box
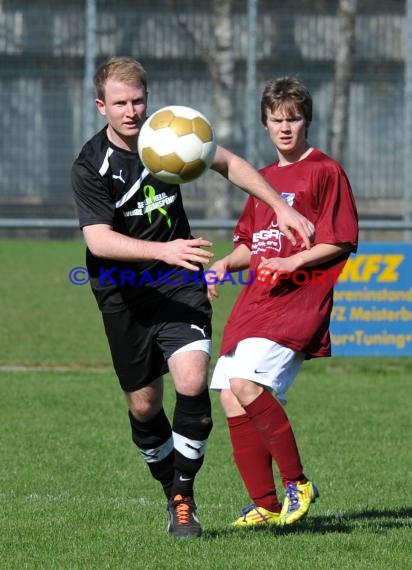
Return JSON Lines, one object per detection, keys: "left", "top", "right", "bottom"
{"left": 220, "top": 148, "right": 358, "bottom": 358}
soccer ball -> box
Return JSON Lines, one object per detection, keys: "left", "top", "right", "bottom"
{"left": 138, "top": 105, "right": 217, "bottom": 184}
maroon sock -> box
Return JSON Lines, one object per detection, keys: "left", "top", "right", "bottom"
{"left": 228, "top": 414, "right": 281, "bottom": 512}
{"left": 244, "top": 390, "right": 306, "bottom": 486}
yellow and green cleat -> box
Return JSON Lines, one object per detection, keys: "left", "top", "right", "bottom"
{"left": 232, "top": 504, "right": 282, "bottom": 527}
{"left": 280, "top": 480, "right": 319, "bottom": 525}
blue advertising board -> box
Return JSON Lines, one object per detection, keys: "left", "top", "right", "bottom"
{"left": 331, "top": 243, "right": 412, "bottom": 356}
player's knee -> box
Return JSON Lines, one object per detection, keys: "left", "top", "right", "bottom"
{"left": 128, "top": 401, "right": 160, "bottom": 423}
{"left": 220, "top": 389, "right": 242, "bottom": 416}
{"left": 229, "top": 378, "right": 262, "bottom": 404}
{"left": 126, "top": 387, "right": 163, "bottom": 422}
{"left": 175, "top": 376, "right": 208, "bottom": 397}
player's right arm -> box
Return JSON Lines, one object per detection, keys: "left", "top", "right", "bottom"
{"left": 83, "top": 224, "right": 213, "bottom": 272}
{"left": 206, "top": 243, "right": 251, "bottom": 300}
{"left": 212, "top": 146, "right": 314, "bottom": 249}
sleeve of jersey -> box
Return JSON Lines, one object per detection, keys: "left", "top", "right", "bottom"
{"left": 314, "top": 167, "right": 358, "bottom": 251}
{"left": 71, "top": 161, "right": 115, "bottom": 229}
{"left": 233, "top": 197, "right": 255, "bottom": 250}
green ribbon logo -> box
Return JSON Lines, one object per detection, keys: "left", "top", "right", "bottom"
{"left": 143, "top": 185, "right": 172, "bottom": 228}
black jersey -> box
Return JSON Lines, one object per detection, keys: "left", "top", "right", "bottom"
{"left": 71, "top": 127, "right": 201, "bottom": 313}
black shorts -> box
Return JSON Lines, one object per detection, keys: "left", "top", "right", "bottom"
{"left": 102, "top": 284, "right": 212, "bottom": 392}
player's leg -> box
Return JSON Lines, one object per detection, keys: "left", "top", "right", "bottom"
{"left": 166, "top": 348, "right": 212, "bottom": 538}
{"left": 211, "top": 353, "right": 281, "bottom": 527}
{"left": 168, "top": 349, "right": 212, "bottom": 496}
{"left": 229, "top": 380, "right": 306, "bottom": 486}
{"left": 125, "top": 378, "right": 175, "bottom": 500}
{"left": 155, "top": 282, "right": 213, "bottom": 538}
{"left": 227, "top": 339, "right": 318, "bottom": 525}
{"left": 102, "top": 309, "right": 175, "bottom": 500}
{"left": 233, "top": 383, "right": 319, "bottom": 525}
{"left": 221, "top": 388, "right": 282, "bottom": 526}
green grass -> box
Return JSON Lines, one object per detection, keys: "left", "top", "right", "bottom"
{"left": 0, "top": 240, "right": 411, "bottom": 569}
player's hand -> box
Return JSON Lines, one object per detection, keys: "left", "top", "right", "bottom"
{"left": 161, "top": 237, "right": 214, "bottom": 271}
{"left": 205, "top": 258, "right": 228, "bottom": 300}
{"left": 276, "top": 202, "right": 314, "bottom": 249}
{"left": 257, "top": 256, "right": 300, "bottom": 284}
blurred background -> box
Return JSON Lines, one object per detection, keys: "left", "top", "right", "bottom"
{"left": 0, "top": 0, "right": 411, "bottom": 240}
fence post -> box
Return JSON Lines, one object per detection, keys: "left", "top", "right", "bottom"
{"left": 405, "top": 0, "right": 412, "bottom": 241}
{"left": 83, "top": 0, "right": 97, "bottom": 143}
{"left": 245, "top": 0, "right": 258, "bottom": 166}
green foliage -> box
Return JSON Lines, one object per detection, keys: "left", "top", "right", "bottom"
{"left": 0, "top": 241, "right": 411, "bottom": 569}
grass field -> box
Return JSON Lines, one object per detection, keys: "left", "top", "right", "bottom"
{"left": 1, "top": 240, "right": 411, "bottom": 570}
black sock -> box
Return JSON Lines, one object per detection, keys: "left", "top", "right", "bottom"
{"left": 170, "top": 389, "right": 213, "bottom": 499}
{"left": 128, "top": 409, "right": 174, "bottom": 498}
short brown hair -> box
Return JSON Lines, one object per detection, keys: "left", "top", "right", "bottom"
{"left": 260, "top": 77, "right": 312, "bottom": 132}
{"left": 93, "top": 56, "right": 148, "bottom": 100}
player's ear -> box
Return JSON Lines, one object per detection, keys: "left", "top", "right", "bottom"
{"left": 95, "top": 98, "right": 106, "bottom": 116}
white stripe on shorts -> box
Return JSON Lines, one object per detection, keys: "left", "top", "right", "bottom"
{"left": 171, "top": 339, "right": 211, "bottom": 357}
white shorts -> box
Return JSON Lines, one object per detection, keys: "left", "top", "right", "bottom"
{"left": 210, "top": 338, "right": 305, "bottom": 405}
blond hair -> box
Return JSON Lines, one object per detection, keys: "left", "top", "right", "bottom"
{"left": 93, "top": 56, "right": 148, "bottom": 100}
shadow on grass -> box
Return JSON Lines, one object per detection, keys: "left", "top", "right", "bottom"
{"left": 202, "top": 506, "right": 412, "bottom": 540}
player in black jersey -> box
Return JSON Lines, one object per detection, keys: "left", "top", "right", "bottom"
{"left": 71, "top": 56, "right": 314, "bottom": 539}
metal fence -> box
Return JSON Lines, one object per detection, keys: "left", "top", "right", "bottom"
{"left": 0, "top": 0, "right": 411, "bottom": 234}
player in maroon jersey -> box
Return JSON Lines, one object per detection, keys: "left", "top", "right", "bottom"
{"left": 208, "top": 77, "right": 358, "bottom": 527}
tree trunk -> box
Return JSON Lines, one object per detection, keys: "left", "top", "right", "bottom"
{"left": 205, "top": 0, "right": 234, "bottom": 220}
{"left": 175, "top": 0, "right": 234, "bottom": 220}
{"left": 329, "top": 0, "right": 357, "bottom": 162}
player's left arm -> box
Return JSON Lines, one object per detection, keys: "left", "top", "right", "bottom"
{"left": 211, "top": 146, "right": 314, "bottom": 249}
{"left": 206, "top": 243, "right": 251, "bottom": 301}
{"left": 258, "top": 243, "right": 353, "bottom": 276}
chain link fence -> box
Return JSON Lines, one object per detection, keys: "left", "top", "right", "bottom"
{"left": 0, "top": 0, "right": 410, "bottom": 237}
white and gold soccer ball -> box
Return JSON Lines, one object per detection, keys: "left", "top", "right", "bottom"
{"left": 137, "top": 105, "right": 217, "bottom": 184}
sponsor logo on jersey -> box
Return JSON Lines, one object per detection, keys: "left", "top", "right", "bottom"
{"left": 252, "top": 221, "right": 283, "bottom": 254}
{"left": 123, "top": 188, "right": 176, "bottom": 227}
{"left": 281, "top": 192, "right": 295, "bottom": 207}
{"left": 112, "top": 170, "right": 126, "bottom": 183}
